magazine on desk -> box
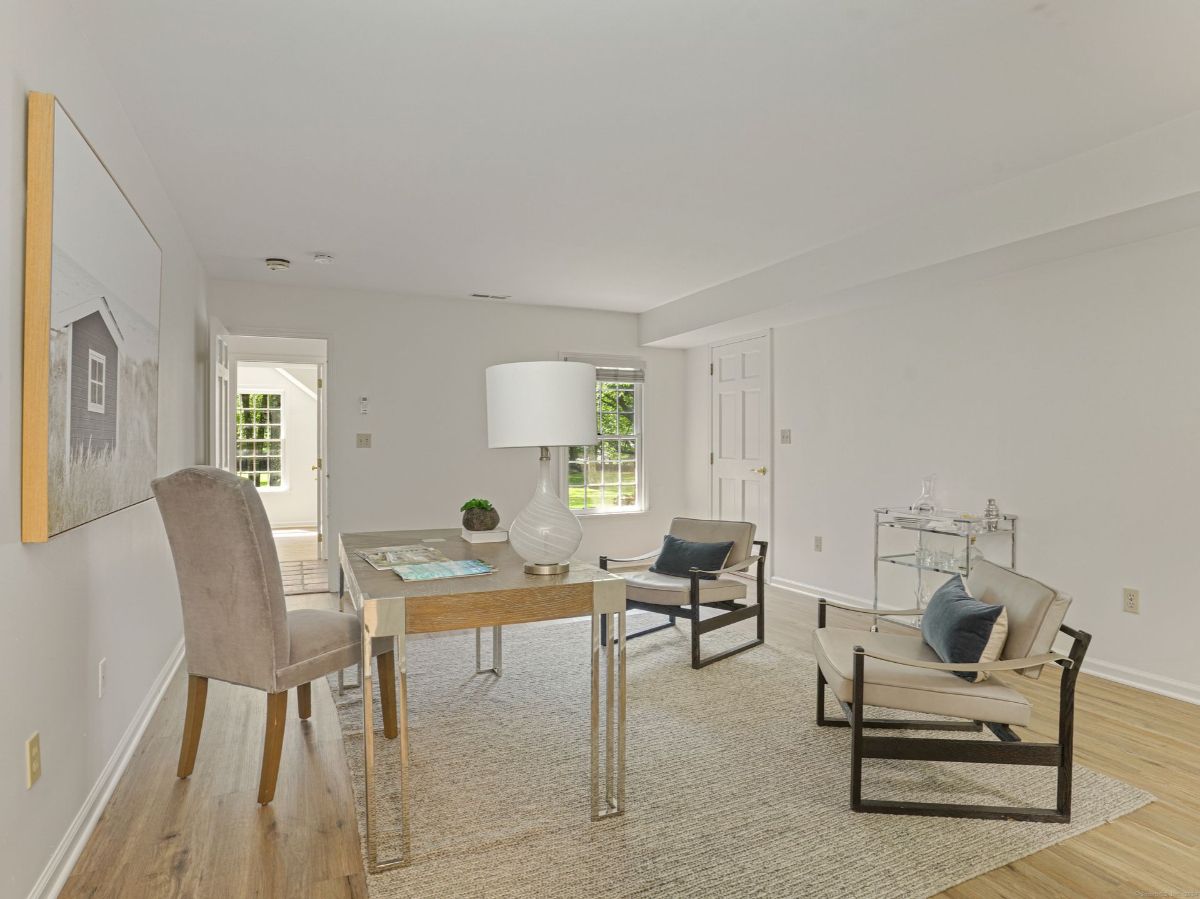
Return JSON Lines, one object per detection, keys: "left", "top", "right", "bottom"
{"left": 392, "top": 559, "right": 496, "bottom": 581}
{"left": 357, "top": 544, "right": 450, "bottom": 571}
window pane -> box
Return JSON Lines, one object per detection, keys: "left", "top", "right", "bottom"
{"left": 617, "top": 413, "right": 634, "bottom": 435}
{"left": 598, "top": 412, "right": 617, "bottom": 435}
{"left": 617, "top": 390, "right": 634, "bottom": 412}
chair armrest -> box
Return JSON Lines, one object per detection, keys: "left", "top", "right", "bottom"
{"left": 856, "top": 647, "right": 1074, "bottom": 673}
{"left": 690, "top": 555, "right": 764, "bottom": 576}
{"left": 602, "top": 549, "right": 662, "bottom": 563}
{"left": 818, "top": 598, "right": 926, "bottom": 617}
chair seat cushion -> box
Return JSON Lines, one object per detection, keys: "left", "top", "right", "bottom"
{"left": 276, "top": 608, "right": 393, "bottom": 692}
{"left": 813, "top": 626, "right": 1032, "bottom": 727}
{"left": 624, "top": 570, "right": 747, "bottom": 606}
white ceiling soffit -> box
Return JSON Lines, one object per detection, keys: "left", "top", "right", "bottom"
{"left": 640, "top": 110, "right": 1200, "bottom": 347}
{"left": 74, "top": 1, "right": 1200, "bottom": 317}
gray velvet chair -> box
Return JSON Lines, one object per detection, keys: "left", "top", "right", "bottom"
{"left": 600, "top": 517, "right": 767, "bottom": 669}
{"left": 153, "top": 466, "right": 397, "bottom": 805}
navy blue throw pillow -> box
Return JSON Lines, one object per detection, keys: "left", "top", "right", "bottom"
{"left": 650, "top": 535, "right": 734, "bottom": 580}
{"left": 921, "top": 575, "right": 1005, "bottom": 682}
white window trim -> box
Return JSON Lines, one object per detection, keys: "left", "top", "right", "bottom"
{"left": 559, "top": 354, "right": 648, "bottom": 517}
{"left": 236, "top": 388, "right": 288, "bottom": 492}
{"left": 87, "top": 349, "right": 106, "bottom": 414}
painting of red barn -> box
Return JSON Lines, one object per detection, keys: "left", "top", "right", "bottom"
{"left": 22, "top": 93, "right": 162, "bottom": 541}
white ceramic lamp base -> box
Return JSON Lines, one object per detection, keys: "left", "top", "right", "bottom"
{"left": 508, "top": 448, "right": 583, "bottom": 575}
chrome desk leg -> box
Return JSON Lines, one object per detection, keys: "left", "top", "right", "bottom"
{"left": 591, "top": 607, "right": 626, "bottom": 820}
{"left": 363, "top": 608, "right": 410, "bottom": 872}
{"left": 475, "top": 625, "right": 502, "bottom": 676}
{"left": 338, "top": 566, "right": 360, "bottom": 695}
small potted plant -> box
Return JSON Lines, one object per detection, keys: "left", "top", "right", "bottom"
{"left": 460, "top": 498, "right": 500, "bottom": 532}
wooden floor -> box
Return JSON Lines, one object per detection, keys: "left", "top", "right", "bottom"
{"left": 61, "top": 586, "right": 1200, "bottom": 898}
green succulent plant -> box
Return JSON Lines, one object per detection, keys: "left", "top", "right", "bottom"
{"left": 460, "top": 498, "right": 495, "bottom": 512}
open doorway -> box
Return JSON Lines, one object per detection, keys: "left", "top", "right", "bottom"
{"left": 211, "top": 330, "right": 329, "bottom": 595}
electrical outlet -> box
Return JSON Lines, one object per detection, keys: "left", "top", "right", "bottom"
{"left": 355, "top": 433, "right": 372, "bottom": 449}
{"left": 814, "top": 535, "right": 823, "bottom": 552}
{"left": 26, "top": 733, "right": 41, "bottom": 788}
{"left": 1122, "top": 587, "right": 1140, "bottom": 614}
{"left": 98, "top": 658, "right": 107, "bottom": 699}
{"left": 359, "top": 396, "right": 369, "bottom": 415}
{"left": 780, "top": 429, "right": 792, "bottom": 445}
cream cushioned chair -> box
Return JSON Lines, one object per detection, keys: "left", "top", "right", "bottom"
{"left": 601, "top": 517, "right": 767, "bottom": 669}
{"left": 813, "top": 560, "right": 1090, "bottom": 823}
{"left": 153, "top": 466, "right": 397, "bottom": 805}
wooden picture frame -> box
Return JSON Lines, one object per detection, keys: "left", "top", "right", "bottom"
{"left": 21, "top": 92, "right": 163, "bottom": 542}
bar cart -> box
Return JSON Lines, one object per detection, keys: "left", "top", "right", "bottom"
{"left": 873, "top": 507, "right": 1017, "bottom": 617}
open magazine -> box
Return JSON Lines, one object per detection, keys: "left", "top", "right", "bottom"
{"left": 392, "top": 559, "right": 495, "bottom": 581}
{"left": 356, "top": 544, "right": 449, "bottom": 571}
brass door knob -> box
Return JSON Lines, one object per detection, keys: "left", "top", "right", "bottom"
{"left": 750, "top": 466, "right": 767, "bottom": 475}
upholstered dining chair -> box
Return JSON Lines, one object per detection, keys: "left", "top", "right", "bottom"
{"left": 813, "top": 559, "right": 1090, "bottom": 822}
{"left": 153, "top": 466, "right": 398, "bottom": 805}
{"left": 600, "top": 517, "right": 767, "bottom": 669}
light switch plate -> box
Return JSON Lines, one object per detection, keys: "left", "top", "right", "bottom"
{"left": 98, "top": 658, "right": 106, "bottom": 699}
{"left": 814, "top": 535, "right": 823, "bottom": 552}
{"left": 356, "top": 433, "right": 372, "bottom": 449}
{"left": 780, "top": 429, "right": 792, "bottom": 445}
{"left": 26, "top": 732, "right": 41, "bottom": 788}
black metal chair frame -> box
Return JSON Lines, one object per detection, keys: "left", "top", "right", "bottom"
{"left": 599, "top": 540, "right": 767, "bottom": 669}
{"left": 815, "top": 598, "right": 1091, "bottom": 823}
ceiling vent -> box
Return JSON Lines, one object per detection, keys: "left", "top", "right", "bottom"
{"left": 471, "top": 292, "right": 511, "bottom": 300}
{"left": 265, "top": 257, "right": 291, "bottom": 271}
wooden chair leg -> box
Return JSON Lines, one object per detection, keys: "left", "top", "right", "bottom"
{"left": 177, "top": 675, "right": 208, "bottom": 778}
{"left": 297, "top": 682, "right": 312, "bottom": 720}
{"left": 378, "top": 650, "right": 398, "bottom": 740}
{"left": 257, "top": 691, "right": 288, "bottom": 805}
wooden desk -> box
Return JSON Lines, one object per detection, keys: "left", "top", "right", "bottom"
{"left": 338, "top": 529, "right": 628, "bottom": 872}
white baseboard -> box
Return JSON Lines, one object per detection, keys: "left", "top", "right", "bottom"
{"left": 28, "top": 638, "right": 185, "bottom": 899}
{"left": 769, "top": 576, "right": 1200, "bottom": 707}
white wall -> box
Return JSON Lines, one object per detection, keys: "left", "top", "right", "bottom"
{"left": 236, "top": 363, "right": 320, "bottom": 528}
{"left": 207, "top": 281, "right": 688, "bottom": 568}
{"left": 720, "top": 227, "right": 1200, "bottom": 702}
{"left": 1, "top": 0, "right": 208, "bottom": 895}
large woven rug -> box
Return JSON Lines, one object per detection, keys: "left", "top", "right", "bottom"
{"left": 326, "top": 619, "right": 1150, "bottom": 898}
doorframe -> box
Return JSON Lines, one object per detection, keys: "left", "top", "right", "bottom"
{"left": 708, "top": 329, "right": 774, "bottom": 581}
{"left": 220, "top": 333, "right": 331, "bottom": 562}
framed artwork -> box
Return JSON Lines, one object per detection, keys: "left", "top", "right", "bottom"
{"left": 22, "top": 92, "right": 163, "bottom": 541}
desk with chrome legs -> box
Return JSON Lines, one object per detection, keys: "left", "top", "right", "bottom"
{"left": 338, "top": 529, "right": 628, "bottom": 872}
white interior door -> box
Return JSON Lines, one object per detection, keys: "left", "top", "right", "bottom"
{"left": 316, "top": 362, "right": 328, "bottom": 560}
{"left": 210, "top": 318, "right": 233, "bottom": 470}
{"left": 710, "top": 333, "right": 772, "bottom": 548}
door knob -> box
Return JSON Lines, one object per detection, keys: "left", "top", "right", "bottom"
{"left": 750, "top": 466, "right": 767, "bottom": 475}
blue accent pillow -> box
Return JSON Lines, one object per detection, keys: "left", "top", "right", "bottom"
{"left": 920, "top": 575, "right": 1005, "bottom": 682}
{"left": 650, "top": 535, "right": 734, "bottom": 580}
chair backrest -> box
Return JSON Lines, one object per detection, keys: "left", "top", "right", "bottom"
{"left": 152, "top": 466, "right": 289, "bottom": 692}
{"left": 668, "top": 517, "right": 757, "bottom": 570}
{"left": 965, "top": 560, "right": 1072, "bottom": 679}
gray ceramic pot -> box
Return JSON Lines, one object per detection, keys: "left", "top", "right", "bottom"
{"left": 462, "top": 508, "right": 500, "bottom": 531}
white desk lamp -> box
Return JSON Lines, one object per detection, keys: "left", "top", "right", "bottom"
{"left": 486, "top": 361, "right": 596, "bottom": 574}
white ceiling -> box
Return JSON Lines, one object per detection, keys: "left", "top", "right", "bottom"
{"left": 76, "top": 0, "right": 1200, "bottom": 313}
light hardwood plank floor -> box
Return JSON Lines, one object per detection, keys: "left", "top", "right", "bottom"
{"left": 61, "top": 586, "right": 1199, "bottom": 898}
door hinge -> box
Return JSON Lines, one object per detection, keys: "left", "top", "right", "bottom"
{"left": 709, "top": 362, "right": 714, "bottom": 375}
{"left": 317, "top": 377, "right": 323, "bottom": 388}
{"left": 709, "top": 452, "right": 714, "bottom": 465}
{"left": 317, "top": 532, "right": 324, "bottom": 542}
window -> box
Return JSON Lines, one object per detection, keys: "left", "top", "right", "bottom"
{"left": 236, "top": 391, "right": 285, "bottom": 488}
{"left": 564, "top": 359, "right": 645, "bottom": 514}
{"left": 87, "top": 350, "right": 106, "bottom": 413}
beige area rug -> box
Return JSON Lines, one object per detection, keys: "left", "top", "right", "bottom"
{"left": 280, "top": 559, "right": 329, "bottom": 595}
{"left": 326, "top": 619, "right": 1151, "bottom": 899}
